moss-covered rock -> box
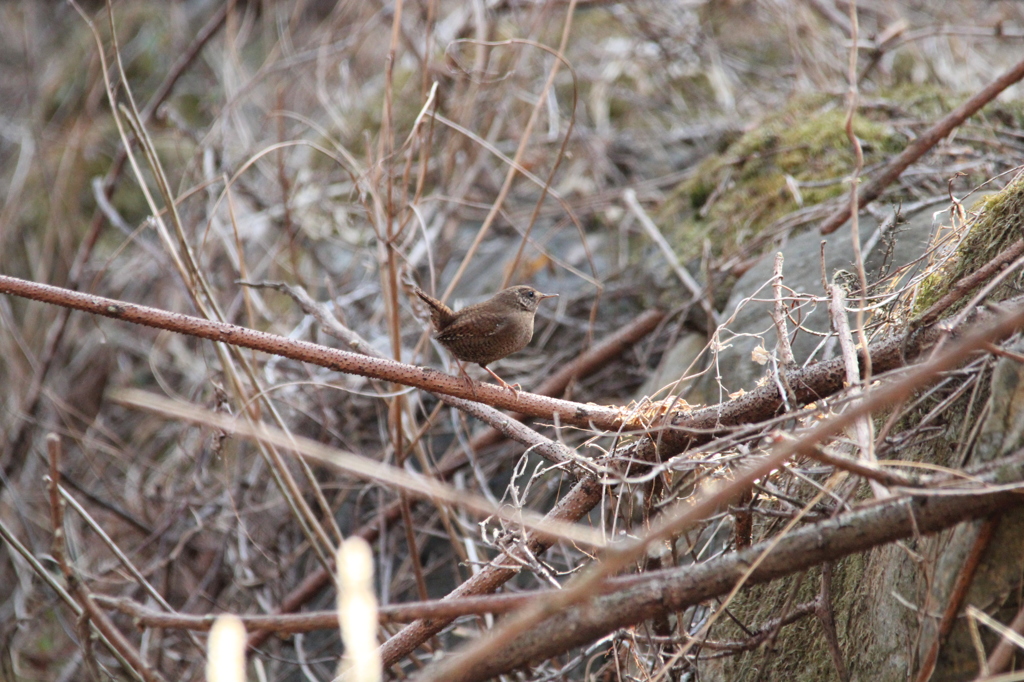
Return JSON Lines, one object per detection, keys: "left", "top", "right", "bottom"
{"left": 913, "top": 175, "right": 1024, "bottom": 319}
{"left": 659, "top": 94, "right": 906, "bottom": 264}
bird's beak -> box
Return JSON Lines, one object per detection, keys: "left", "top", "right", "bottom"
{"left": 539, "top": 292, "right": 559, "bottom": 301}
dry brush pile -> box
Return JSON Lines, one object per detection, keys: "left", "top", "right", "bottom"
{"left": 3, "top": 1, "right": 1024, "bottom": 681}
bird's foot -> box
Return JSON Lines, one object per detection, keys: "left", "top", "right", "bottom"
{"left": 504, "top": 378, "right": 524, "bottom": 393}
{"left": 485, "top": 367, "right": 521, "bottom": 396}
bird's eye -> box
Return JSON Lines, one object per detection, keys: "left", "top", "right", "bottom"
{"left": 526, "top": 291, "right": 535, "bottom": 298}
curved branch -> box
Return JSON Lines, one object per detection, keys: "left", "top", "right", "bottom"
{"left": 0, "top": 274, "right": 629, "bottom": 429}
{"left": 388, "top": 294, "right": 1024, "bottom": 674}
{"left": 427, "top": 456, "right": 1024, "bottom": 681}
{"left": 819, "top": 54, "right": 1024, "bottom": 235}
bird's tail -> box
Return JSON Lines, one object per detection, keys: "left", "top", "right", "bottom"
{"left": 413, "top": 287, "right": 455, "bottom": 329}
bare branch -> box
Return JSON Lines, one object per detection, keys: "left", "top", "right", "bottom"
{"left": 417, "top": 455, "right": 1024, "bottom": 681}
{"left": 819, "top": 55, "right": 1024, "bottom": 235}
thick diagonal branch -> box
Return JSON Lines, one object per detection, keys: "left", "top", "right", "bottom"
{"left": 427, "top": 455, "right": 1024, "bottom": 681}
{"left": 384, "top": 296, "right": 1024, "bottom": 671}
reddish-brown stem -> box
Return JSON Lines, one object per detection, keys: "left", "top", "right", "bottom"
{"left": 819, "top": 55, "right": 1024, "bottom": 235}
{"left": 0, "top": 274, "right": 629, "bottom": 430}
{"left": 915, "top": 515, "right": 1001, "bottom": 682}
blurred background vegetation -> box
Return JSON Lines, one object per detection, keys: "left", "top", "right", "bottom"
{"left": 2, "top": 1, "right": 1024, "bottom": 679}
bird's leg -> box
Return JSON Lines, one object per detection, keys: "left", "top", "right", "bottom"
{"left": 483, "top": 366, "right": 521, "bottom": 394}
{"left": 454, "top": 361, "right": 478, "bottom": 398}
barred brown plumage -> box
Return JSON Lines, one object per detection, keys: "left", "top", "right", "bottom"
{"left": 414, "top": 285, "right": 557, "bottom": 391}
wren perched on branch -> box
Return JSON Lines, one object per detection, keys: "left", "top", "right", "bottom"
{"left": 414, "top": 285, "right": 558, "bottom": 391}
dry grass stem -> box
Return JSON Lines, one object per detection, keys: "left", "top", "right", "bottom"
{"left": 4, "top": 2, "right": 1024, "bottom": 679}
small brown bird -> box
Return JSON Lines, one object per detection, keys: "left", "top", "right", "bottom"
{"left": 415, "top": 285, "right": 558, "bottom": 390}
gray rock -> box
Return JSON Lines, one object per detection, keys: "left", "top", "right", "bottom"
{"left": 643, "top": 201, "right": 952, "bottom": 405}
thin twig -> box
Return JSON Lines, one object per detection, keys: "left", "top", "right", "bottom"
{"left": 414, "top": 452, "right": 1024, "bottom": 681}
{"left": 916, "top": 515, "right": 1001, "bottom": 682}
{"left": 244, "top": 307, "right": 665, "bottom": 648}
{"left": 386, "top": 297, "right": 1024, "bottom": 674}
{"left": 819, "top": 54, "right": 1024, "bottom": 235}
{"left": 112, "top": 389, "right": 607, "bottom": 550}
{"left": 817, "top": 562, "right": 850, "bottom": 682}
{"left": 770, "top": 253, "right": 795, "bottom": 366}
{"left": 46, "top": 433, "right": 167, "bottom": 682}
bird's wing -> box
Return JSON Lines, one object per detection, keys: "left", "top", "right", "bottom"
{"left": 438, "top": 311, "right": 509, "bottom": 339}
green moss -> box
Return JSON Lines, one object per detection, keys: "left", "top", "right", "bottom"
{"left": 911, "top": 269, "right": 946, "bottom": 316}
{"left": 878, "top": 82, "right": 1024, "bottom": 131}
{"left": 912, "top": 177, "right": 1024, "bottom": 320}
{"left": 656, "top": 82, "right": 1023, "bottom": 271}
{"left": 891, "top": 51, "right": 918, "bottom": 85}
{"left": 702, "top": 507, "right": 875, "bottom": 680}
{"left": 710, "top": 359, "right": 993, "bottom": 679}
{"left": 170, "top": 92, "right": 207, "bottom": 129}
{"left": 659, "top": 94, "right": 906, "bottom": 264}
{"left": 980, "top": 98, "right": 1024, "bottom": 129}
{"left": 686, "top": 170, "right": 716, "bottom": 211}
{"left": 606, "top": 93, "right": 635, "bottom": 124}
{"left": 672, "top": 71, "right": 717, "bottom": 106}
{"left": 879, "top": 83, "right": 952, "bottom": 120}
